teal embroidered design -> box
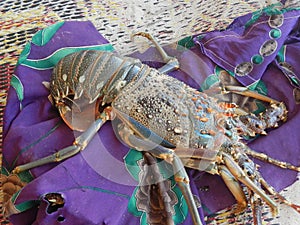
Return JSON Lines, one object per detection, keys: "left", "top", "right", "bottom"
{"left": 11, "top": 191, "right": 40, "bottom": 213}
{"left": 244, "top": 3, "right": 300, "bottom": 29}
{"left": 276, "top": 45, "right": 286, "bottom": 62}
{"left": 251, "top": 54, "right": 264, "bottom": 65}
{"left": 177, "top": 35, "right": 195, "bottom": 49}
{"left": 10, "top": 75, "right": 24, "bottom": 110}
{"left": 17, "top": 22, "right": 115, "bottom": 69}
{"left": 31, "top": 22, "right": 65, "bottom": 46}
{"left": 269, "top": 28, "right": 282, "bottom": 39}
{"left": 19, "top": 44, "right": 114, "bottom": 70}
{"left": 17, "top": 42, "right": 31, "bottom": 66}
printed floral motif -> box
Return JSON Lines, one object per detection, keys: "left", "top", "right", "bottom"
{"left": 135, "top": 154, "right": 178, "bottom": 225}
{"left": 125, "top": 150, "right": 188, "bottom": 225}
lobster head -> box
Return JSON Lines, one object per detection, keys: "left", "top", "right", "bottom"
{"left": 49, "top": 50, "right": 130, "bottom": 131}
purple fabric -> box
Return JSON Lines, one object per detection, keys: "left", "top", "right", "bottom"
{"left": 3, "top": 21, "right": 203, "bottom": 225}
{"left": 3, "top": 7, "right": 300, "bottom": 225}
{"left": 28, "top": 22, "right": 110, "bottom": 60}
{"left": 194, "top": 8, "right": 300, "bottom": 87}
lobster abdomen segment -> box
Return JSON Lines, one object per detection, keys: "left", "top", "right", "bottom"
{"left": 50, "top": 50, "right": 128, "bottom": 105}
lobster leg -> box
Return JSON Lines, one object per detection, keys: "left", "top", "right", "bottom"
{"left": 13, "top": 107, "right": 113, "bottom": 174}
{"left": 132, "top": 32, "right": 180, "bottom": 74}
{"left": 175, "top": 156, "right": 265, "bottom": 224}
{"left": 221, "top": 152, "right": 278, "bottom": 215}
{"left": 219, "top": 165, "right": 248, "bottom": 213}
{"left": 249, "top": 190, "right": 263, "bottom": 225}
{"left": 244, "top": 148, "right": 300, "bottom": 172}
{"left": 180, "top": 156, "right": 262, "bottom": 217}
{"left": 184, "top": 148, "right": 300, "bottom": 221}
{"left": 223, "top": 85, "right": 280, "bottom": 104}
{"left": 116, "top": 122, "right": 203, "bottom": 225}
{"left": 172, "top": 155, "right": 204, "bottom": 225}
{"left": 258, "top": 173, "right": 300, "bottom": 214}
{"left": 218, "top": 165, "right": 263, "bottom": 225}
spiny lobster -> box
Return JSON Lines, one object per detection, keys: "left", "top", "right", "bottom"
{"left": 13, "top": 32, "right": 300, "bottom": 225}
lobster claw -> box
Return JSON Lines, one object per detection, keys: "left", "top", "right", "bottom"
{"left": 57, "top": 98, "right": 100, "bottom": 132}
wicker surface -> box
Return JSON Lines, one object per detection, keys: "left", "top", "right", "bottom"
{"left": 1, "top": 0, "right": 299, "bottom": 224}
